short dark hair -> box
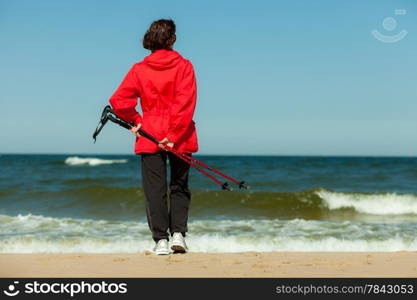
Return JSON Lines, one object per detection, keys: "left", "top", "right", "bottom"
{"left": 143, "top": 19, "right": 176, "bottom": 51}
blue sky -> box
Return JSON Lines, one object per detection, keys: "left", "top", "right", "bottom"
{"left": 0, "top": 0, "right": 416, "bottom": 155}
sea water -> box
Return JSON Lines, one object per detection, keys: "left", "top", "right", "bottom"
{"left": 1, "top": 154, "right": 416, "bottom": 253}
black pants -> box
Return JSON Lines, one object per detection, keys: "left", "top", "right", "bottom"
{"left": 141, "top": 151, "right": 191, "bottom": 242}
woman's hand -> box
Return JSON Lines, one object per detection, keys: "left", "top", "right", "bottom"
{"left": 158, "top": 137, "right": 174, "bottom": 150}
{"left": 130, "top": 123, "right": 142, "bottom": 138}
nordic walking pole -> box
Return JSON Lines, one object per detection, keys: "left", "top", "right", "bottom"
{"left": 93, "top": 106, "right": 248, "bottom": 190}
{"left": 174, "top": 151, "right": 249, "bottom": 189}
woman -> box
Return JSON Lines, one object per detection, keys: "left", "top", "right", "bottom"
{"left": 109, "top": 19, "right": 198, "bottom": 255}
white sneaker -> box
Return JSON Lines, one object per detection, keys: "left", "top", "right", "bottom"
{"left": 171, "top": 232, "right": 188, "bottom": 253}
{"left": 153, "top": 239, "right": 170, "bottom": 255}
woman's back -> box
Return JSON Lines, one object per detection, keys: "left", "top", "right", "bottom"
{"left": 110, "top": 49, "right": 198, "bottom": 154}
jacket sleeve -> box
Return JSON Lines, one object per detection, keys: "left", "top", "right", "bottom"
{"left": 166, "top": 61, "right": 197, "bottom": 143}
{"left": 109, "top": 65, "right": 142, "bottom": 125}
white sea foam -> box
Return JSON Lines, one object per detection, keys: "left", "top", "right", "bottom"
{"left": 64, "top": 156, "right": 128, "bottom": 166}
{"left": 188, "top": 235, "right": 417, "bottom": 252}
{"left": 3, "top": 235, "right": 416, "bottom": 253}
{"left": 1, "top": 214, "right": 417, "bottom": 253}
{"left": 317, "top": 189, "right": 417, "bottom": 215}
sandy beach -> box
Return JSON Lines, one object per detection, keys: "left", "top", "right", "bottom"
{"left": 1, "top": 252, "right": 416, "bottom": 278}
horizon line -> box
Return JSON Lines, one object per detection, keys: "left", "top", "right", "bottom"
{"left": 1, "top": 152, "right": 416, "bottom": 158}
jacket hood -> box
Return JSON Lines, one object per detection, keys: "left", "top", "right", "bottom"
{"left": 143, "top": 49, "right": 182, "bottom": 70}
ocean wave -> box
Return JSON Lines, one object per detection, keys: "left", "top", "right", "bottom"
{"left": 3, "top": 186, "right": 417, "bottom": 219}
{"left": 64, "top": 156, "right": 128, "bottom": 166}
{"left": 1, "top": 214, "right": 417, "bottom": 253}
{"left": 317, "top": 189, "right": 417, "bottom": 215}
{"left": 3, "top": 236, "right": 417, "bottom": 253}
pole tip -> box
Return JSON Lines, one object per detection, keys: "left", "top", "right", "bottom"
{"left": 239, "top": 181, "right": 250, "bottom": 189}
{"left": 222, "top": 182, "right": 232, "bottom": 191}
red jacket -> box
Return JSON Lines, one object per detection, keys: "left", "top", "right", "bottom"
{"left": 109, "top": 49, "right": 198, "bottom": 154}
